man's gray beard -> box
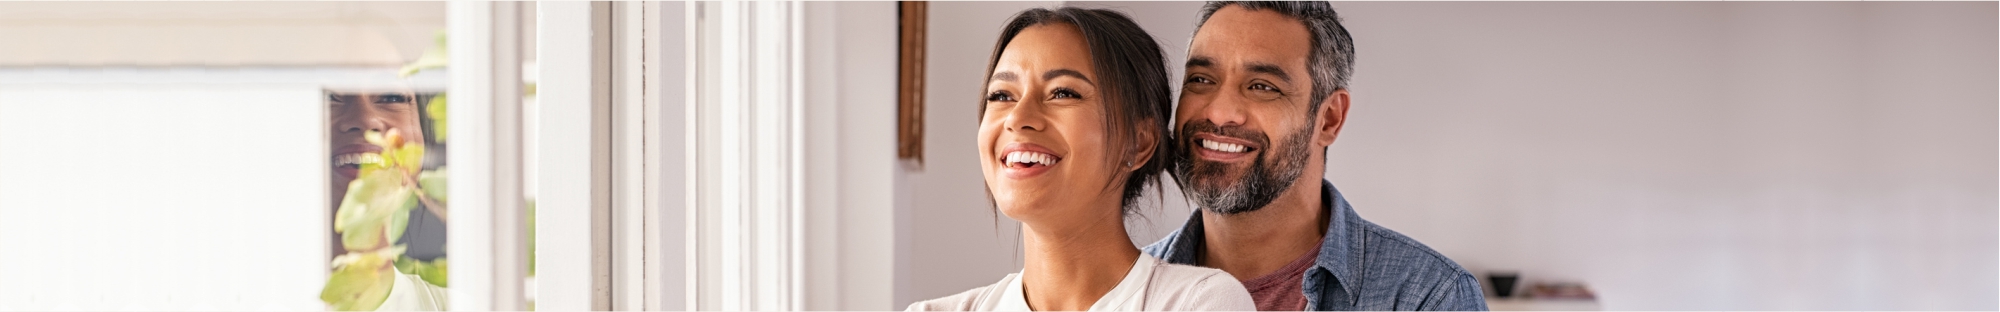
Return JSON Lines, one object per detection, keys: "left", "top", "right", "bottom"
{"left": 1172, "top": 124, "right": 1315, "bottom": 215}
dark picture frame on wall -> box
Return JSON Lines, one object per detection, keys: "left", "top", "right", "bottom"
{"left": 899, "top": 1, "right": 928, "bottom": 166}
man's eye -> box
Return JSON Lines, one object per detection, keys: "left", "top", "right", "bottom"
{"left": 986, "top": 91, "right": 1014, "bottom": 102}
{"left": 1247, "top": 83, "right": 1285, "bottom": 101}
{"left": 1186, "top": 76, "right": 1214, "bottom": 84}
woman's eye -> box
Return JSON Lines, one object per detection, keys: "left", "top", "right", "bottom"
{"left": 376, "top": 94, "right": 411, "bottom": 104}
{"left": 986, "top": 91, "right": 1014, "bottom": 102}
{"left": 1050, "top": 88, "right": 1081, "bottom": 99}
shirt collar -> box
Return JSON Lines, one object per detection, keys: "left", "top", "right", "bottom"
{"left": 996, "top": 254, "right": 1160, "bottom": 311}
{"left": 1313, "top": 180, "right": 1362, "bottom": 305}
{"left": 1161, "top": 180, "right": 1361, "bottom": 305}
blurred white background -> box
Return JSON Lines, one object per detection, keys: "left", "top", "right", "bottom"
{"left": 0, "top": 2, "right": 444, "bottom": 310}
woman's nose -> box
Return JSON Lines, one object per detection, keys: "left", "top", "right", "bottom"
{"left": 333, "top": 109, "right": 390, "bottom": 134}
{"left": 1006, "top": 97, "right": 1046, "bottom": 132}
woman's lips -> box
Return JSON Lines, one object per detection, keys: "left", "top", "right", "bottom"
{"left": 998, "top": 142, "right": 1062, "bottom": 179}
{"left": 331, "top": 144, "right": 384, "bottom": 179}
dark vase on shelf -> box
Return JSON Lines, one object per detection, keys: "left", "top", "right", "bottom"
{"left": 1488, "top": 272, "right": 1520, "bottom": 298}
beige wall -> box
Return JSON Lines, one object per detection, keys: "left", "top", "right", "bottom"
{"left": 0, "top": 2, "right": 443, "bottom": 66}
{"left": 898, "top": 1, "right": 1998, "bottom": 310}
{"left": 1328, "top": 2, "right": 1996, "bottom": 309}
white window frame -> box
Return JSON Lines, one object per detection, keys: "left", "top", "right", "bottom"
{"left": 686, "top": 1, "right": 900, "bottom": 310}
{"left": 513, "top": 2, "right": 902, "bottom": 310}
{"left": 535, "top": 1, "right": 613, "bottom": 310}
{"left": 446, "top": 2, "right": 528, "bottom": 311}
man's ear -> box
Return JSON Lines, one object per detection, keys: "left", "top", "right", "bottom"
{"left": 1315, "top": 89, "right": 1350, "bottom": 148}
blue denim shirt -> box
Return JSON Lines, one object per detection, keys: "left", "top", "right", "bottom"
{"left": 1143, "top": 180, "right": 1489, "bottom": 311}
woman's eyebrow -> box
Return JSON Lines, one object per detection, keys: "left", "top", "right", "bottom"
{"left": 990, "top": 71, "right": 1018, "bottom": 82}
{"left": 1042, "top": 69, "right": 1093, "bottom": 85}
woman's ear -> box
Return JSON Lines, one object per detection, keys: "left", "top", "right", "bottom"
{"left": 1126, "top": 121, "right": 1159, "bottom": 171}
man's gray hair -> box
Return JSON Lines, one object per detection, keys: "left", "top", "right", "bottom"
{"left": 1195, "top": 1, "right": 1354, "bottom": 111}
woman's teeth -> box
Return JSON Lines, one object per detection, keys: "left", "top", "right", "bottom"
{"left": 1200, "top": 139, "right": 1249, "bottom": 153}
{"left": 1005, "top": 151, "right": 1060, "bottom": 167}
{"left": 333, "top": 153, "right": 384, "bottom": 167}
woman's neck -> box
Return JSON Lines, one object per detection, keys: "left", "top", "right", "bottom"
{"left": 1018, "top": 203, "right": 1142, "bottom": 311}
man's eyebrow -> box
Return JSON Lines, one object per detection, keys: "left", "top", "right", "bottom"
{"left": 1186, "top": 56, "right": 1213, "bottom": 69}
{"left": 1042, "top": 69, "right": 1093, "bottom": 85}
{"left": 990, "top": 71, "right": 1018, "bottom": 82}
{"left": 1245, "top": 62, "right": 1293, "bottom": 84}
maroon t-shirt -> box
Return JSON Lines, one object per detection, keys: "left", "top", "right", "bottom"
{"left": 1240, "top": 245, "right": 1322, "bottom": 311}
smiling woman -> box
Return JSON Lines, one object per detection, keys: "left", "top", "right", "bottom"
{"left": 325, "top": 89, "right": 450, "bottom": 310}
{"left": 906, "top": 6, "right": 1252, "bottom": 312}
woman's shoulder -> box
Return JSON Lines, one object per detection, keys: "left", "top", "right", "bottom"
{"left": 905, "top": 273, "right": 1018, "bottom": 311}
{"left": 1144, "top": 261, "right": 1257, "bottom": 311}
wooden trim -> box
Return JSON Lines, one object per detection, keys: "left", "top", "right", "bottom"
{"left": 897, "top": 1, "right": 927, "bottom": 165}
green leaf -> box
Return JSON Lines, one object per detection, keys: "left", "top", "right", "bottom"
{"left": 363, "top": 130, "right": 388, "bottom": 149}
{"left": 419, "top": 168, "right": 448, "bottom": 204}
{"left": 393, "top": 256, "right": 450, "bottom": 288}
{"left": 395, "top": 142, "right": 426, "bottom": 175}
{"left": 399, "top": 31, "right": 448, "bottom": 78}
{"left": 427, "top": 94, "right": 449, "bottom": 143}
{"left": 527, "top": 200, "right": 536, "bottom": 277}
{"left": 335, "top": 168, "right": 416, "bottom": 251}
{"left": 321, "top": 252, "right": 396, "bottom": 311}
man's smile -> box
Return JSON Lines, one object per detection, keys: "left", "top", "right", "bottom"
{"left": 1192, "top": 133, "right": 1259, "bottom": 163}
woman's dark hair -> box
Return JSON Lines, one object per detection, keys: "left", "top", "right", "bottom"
{"left": 982, "top": 7, "right": 1172, "bottom": 214}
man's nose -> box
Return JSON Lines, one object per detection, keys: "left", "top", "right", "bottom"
{"left": 1198, "top": 89, "right": 1249, "bottom": 128}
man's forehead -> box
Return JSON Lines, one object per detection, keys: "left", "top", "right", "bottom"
{"left": 1188, "top": 6, "right": 1312, "bottom": 69}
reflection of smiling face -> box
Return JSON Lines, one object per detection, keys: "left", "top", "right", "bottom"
{"left": 328, "top": 92, "right": 423, "bottom": 202}
{"left": 980, "top": 23, "right": 1125, "bottom": 225}
{"left": 1175, "top": 6, "right": 1322, "bottom": 214}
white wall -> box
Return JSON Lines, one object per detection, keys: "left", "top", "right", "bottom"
{"left": 0, "top": 83, "right": 328, "bottom": 310}
{"left": 802, "top": 1, "right": 900, "bottom": 310}
{"left": 896, "top": 1, "right": 1997, "bottom": 310}
{"left": 0, "top": 2, "right": 442, "bottom": 66}
{"left": 1327, "top": 2, "right": 1996, "bottom": 310}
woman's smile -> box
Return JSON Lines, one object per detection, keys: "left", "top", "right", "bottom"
{"left": 998, "top": 142, "right": 1064, "bottom": 179}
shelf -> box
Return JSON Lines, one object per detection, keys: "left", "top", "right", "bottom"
{"left": 1486, "top": 298, "right": 1602, "bottom": 311}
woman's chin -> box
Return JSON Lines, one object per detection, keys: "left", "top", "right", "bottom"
{"left": 991, "top": 194, "right": 1055, "bottom": 218}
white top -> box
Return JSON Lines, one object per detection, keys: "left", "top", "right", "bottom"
{"left": 908, "top": 254, "right": 1255, "bottom": 311}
